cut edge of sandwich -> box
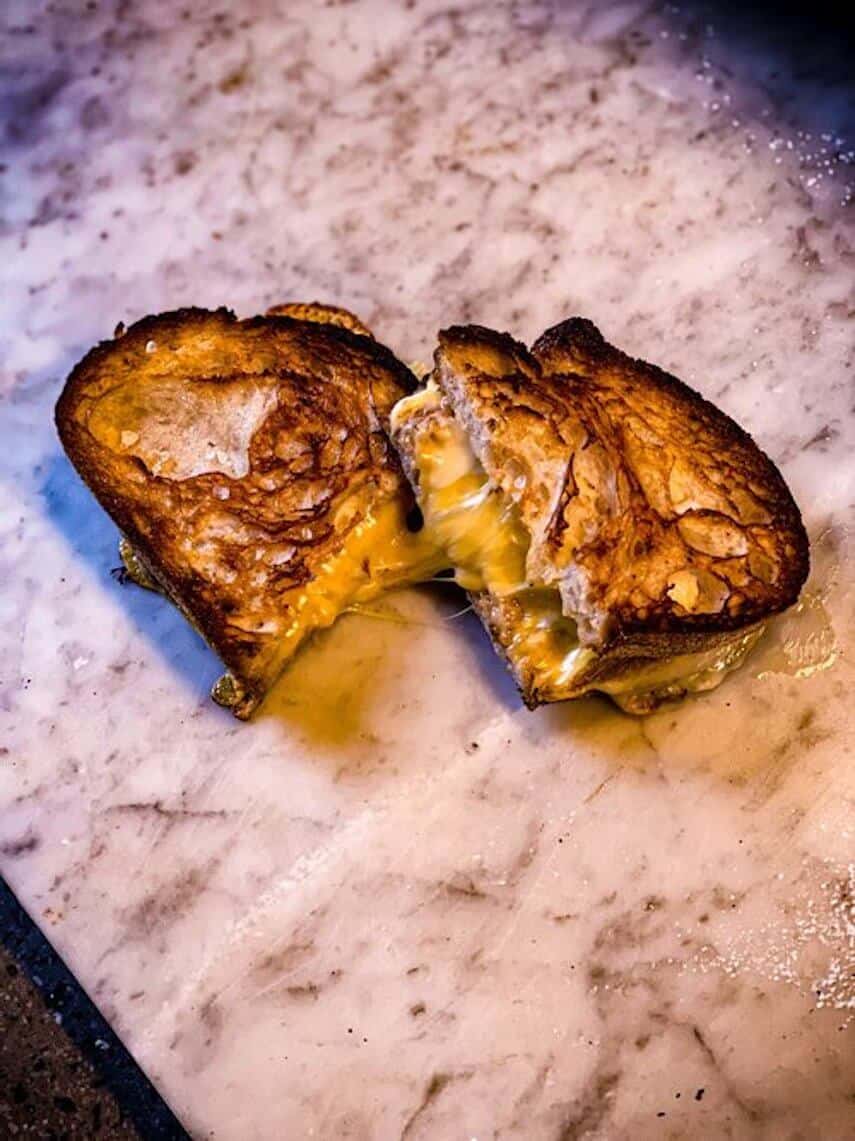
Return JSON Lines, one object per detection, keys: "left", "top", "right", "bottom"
{"left": 389, "top": 320, "right": 809, "bottom": 714}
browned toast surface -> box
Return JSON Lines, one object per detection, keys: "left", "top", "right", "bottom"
{"left": 392, "top": 317, "right": 809, "bottom": 711}
{"left": 56, "top": 307, "right": 420, "bottom": 716}
{"left": 434, "top": 319, "right": 809, "bottom": 645}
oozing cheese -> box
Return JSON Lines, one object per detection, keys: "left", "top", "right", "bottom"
{"left": 505, "top": 589, "right": 593, "bottom": 691}
{"left": 594, "top": 624, "right": 766, "bottom": 713}
{"left": 278, "top": 498, "right": 445, "bottom": 641}
{"left": 406, "top": 412, "right": 529, "bottom": 596}
{"left": 212, "top": 498, "right": 444, "bottom": 711}
{"left": 393, "top": 383, "right": 586, "bottom": 689}
{"left": 392, "top": 383, "right": 762, "bottom": 709}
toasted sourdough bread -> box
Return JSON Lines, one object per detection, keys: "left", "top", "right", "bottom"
{"left": 56, "top": 306, "right": 443, "bottom": 718}
{"left": 391, "top": 318, "right": 809, "bottom": 713}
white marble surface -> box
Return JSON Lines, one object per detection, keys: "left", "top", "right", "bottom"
{"left": 1, "top": 1, "right": 854, "bottom": 1137}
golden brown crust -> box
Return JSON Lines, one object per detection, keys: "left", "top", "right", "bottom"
{"left": 55, "top": 307, "right": 418, "bottom": 716}
{"left": 265, "top": 301, "right": 375, "bottom": 338}
{"left": 433, "top": 320, "right": 809, "bottom": 647}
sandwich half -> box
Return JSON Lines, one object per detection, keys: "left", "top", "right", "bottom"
{"left": 56, "top": 304, "right": 444, "bottom": 718}
{"left": 390, "top": 318, "right": 809, "bottom": 713}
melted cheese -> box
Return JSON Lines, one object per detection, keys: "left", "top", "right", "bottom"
{"left": 395, "top": 384, "right": 584, "bottom": 689}
{"left": 414, "top": 428, "right": 528, "bottom": 596}
{"left": 210, "top": 499, "right": 444, "bottom": 710}
{"left": 505, "top": 589, "right": 593, "bottom": 690}
{"left": 393, "top": 384, "right": 762, "bottom": 709}
{"left": 594, "top": 625, "right": 766, "bottom": 713}
{"left": 395, "top": 382, "right": 529, "bottom": 594}
{"left": 280, "top": 499, "right": 444, "bottom": 642}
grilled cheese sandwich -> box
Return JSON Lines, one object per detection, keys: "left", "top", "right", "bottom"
{"left": 391, "top": 319, "right": 808, "bottom": 713}
{"left": 57, "top": 305, "right": 808, "bottom": 720}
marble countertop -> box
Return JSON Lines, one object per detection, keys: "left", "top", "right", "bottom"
{"left": 1, "top": 1, "right": 853, "bottom": 1137}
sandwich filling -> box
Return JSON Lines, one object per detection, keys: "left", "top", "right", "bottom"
{"left": 213, "top": 498, "right": 446, "bottom": 712}
{"left": 391, "top": 382, "right": 764, "bottom": 710}
{"left": 271, "top": 498, "right": 445, "bottom": 644}
{"left": 123, "top": 496, "right": 445, "bottom": 715}
{"left": 392, "top": 383, "right": 592, "bottom": 692}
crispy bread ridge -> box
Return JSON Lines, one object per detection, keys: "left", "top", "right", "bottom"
{"left": 433, "top": 320, "right": 809, "bottom": 647}
{"left": 265, "top": 301, "right": 375, "bottom": 338}
{"left": 55, "top": 306, "right": 418, "bottom": 717}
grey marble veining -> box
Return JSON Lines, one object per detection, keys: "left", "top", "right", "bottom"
{"left": 1, "top": 2, "right": 853, "bottom": 1138}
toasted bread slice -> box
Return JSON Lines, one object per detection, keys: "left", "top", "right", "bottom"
{"left": 56, "top": 306, "right": 443, "bottom": 718}
{"left": 391, "top": 319, "right": 809, "bottom": 713}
